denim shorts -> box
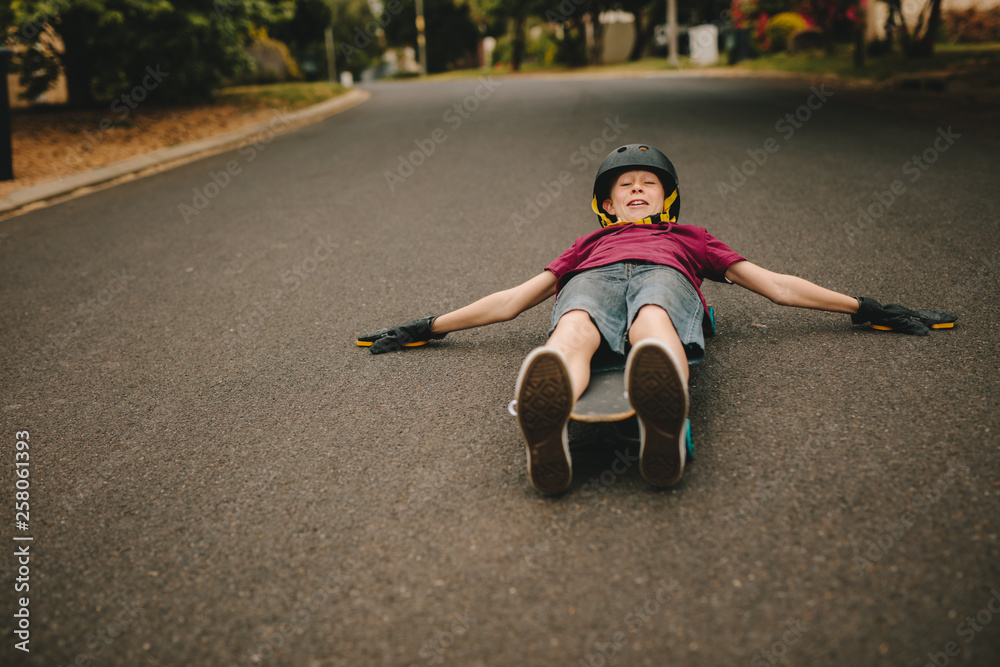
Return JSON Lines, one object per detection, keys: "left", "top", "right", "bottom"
{"left": 549, "top": 261, "right": 706, "bottom": 365}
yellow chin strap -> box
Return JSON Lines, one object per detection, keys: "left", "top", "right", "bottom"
{"left": 594, "top": 189, "right": 679, "bottom": 228}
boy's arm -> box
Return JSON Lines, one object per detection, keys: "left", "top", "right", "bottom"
{"left": 359, "top": 271, "right": 558, "bottom": 353}
{"left": 724, "top": 260, "right": 957, "bottom": 334}
{"left": 432, "top": 271, "right": 558, "bottom": 333}
{"left": 724, "top": 260, "right": 859, "bottom": 313}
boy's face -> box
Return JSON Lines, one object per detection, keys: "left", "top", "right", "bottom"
{"left": 602, "top": 170, "right": 665, "bottom": 222}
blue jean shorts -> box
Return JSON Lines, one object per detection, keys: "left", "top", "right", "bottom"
{"left": 549, "top": 261, "right": 706, "bottom": 365}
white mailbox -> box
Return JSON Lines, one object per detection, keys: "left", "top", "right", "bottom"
{"left": 689, "top": 24, "right": 719, "bottom": 66}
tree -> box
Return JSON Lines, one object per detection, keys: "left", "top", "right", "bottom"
{"left": 381, "top": 0, "right": 480, "bottom": 73}
{"left": 6, "top": 0, "right": 295, "bottom": 106}
{"left": 538, "top": 0, "right": 614, "bottom": 68}
{"left": 620, "top": 0, "right": 659, "bottom": 61}
{"left": 798, "top": 0, "right": 855, "bottom": 53}
{"left": 883, "top": 0, "right": 944, "bottom": 57}
{"left": 269, "top": 0, "right": 383, "bottom": 80}
{"left": 470, "top": 0, "right": 536, "bottom": 70}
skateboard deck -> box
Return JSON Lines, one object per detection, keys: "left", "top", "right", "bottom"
{"left": 571, "top": 368, "right": 632, "bottom": 422}
{"left": 568, "top": 363, "right": 694, "bottom": 460}
{"left": 571, "top": 305, "right": 715, "bottom": 423}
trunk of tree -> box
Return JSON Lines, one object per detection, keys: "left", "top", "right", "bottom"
{"left": 853, "top": 2, "right": 866, "bottom": 68}
{"left": 589, "top": 13, "right": 604, "bottom": 66}
{"left": 909, "top": 0, "right": 942, "bottom": 56}
{"left": 628, "top": 10, "right": 648, "bottom": 61}
{"left": 895, "top": 0, "right": 942, "bottom": 57}
{"left": 511, "top": 14, "right": 526, "bottom": 71}
{"left": 853, "top": 24, "right": 865, "bottom": 67}
{"left": 58, "top": 12, "right": 94, "bottom": 107}
{"left": 560, "top": 17, "right": 588, "bottom": 68}
{"left": 806, "top": 0, "right": 839, "bottom": 55}
{"left": 891, "top": 0, "right": 913, "bottom": 49}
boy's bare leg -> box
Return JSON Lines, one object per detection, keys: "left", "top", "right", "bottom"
{"left": 627, "top": 305, "right": 689, "bottom": 383}
{"left": 544, "top": 309, "right": 602, "bottom": 402}
{"left": 515, "top": 310, "right": 599, "bottom": 494}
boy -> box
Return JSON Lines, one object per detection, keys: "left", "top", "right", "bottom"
{"left": 359, "top": 144, "right": 955, "bottom": 495}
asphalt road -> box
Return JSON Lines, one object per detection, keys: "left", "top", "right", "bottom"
{"left": 1, "top": 72, "right": 999, "bottom": 667}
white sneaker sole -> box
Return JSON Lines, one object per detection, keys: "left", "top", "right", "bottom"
{"left": 625, "top": 339, "right": 689, "bottom": 487}
{"left": 514, "top": 347, "right": 574, "bottom": 494}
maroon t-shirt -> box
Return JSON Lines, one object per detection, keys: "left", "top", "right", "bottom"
{"left": 545, "top": 222, "right": 746, "bottom": 322}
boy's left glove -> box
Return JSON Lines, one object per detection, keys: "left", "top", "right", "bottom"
{"left": 357, "top": 316, "right": 446, "bottom": 354}
{"left": 852, "top": 297, "right": 957, "bottom": 336}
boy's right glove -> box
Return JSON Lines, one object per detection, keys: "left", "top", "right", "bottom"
{"left": 852, "top": 297, "right": 957, "bottom": 336}
{"left": 357, "top": 316, "right": 446, "bottom": 354}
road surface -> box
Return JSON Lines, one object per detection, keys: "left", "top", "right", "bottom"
{"left": 1, "top": 72, "right": 998, "bottom": 666}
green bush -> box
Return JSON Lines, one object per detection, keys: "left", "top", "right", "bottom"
{"left": 233, "top": 28, "right": 301, "bottom": 85}
{"left": 491, "top": 36, "right": 512, "bottom": 67}
{"left": 765, "top": 12, "right": 809, "bottom": 52}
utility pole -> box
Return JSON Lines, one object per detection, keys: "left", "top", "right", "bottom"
{"left": 667, "top": 0, "right": 679, "bottom": 68}
{"left": 415, "top": 0, "right": 428, "bottom": 76}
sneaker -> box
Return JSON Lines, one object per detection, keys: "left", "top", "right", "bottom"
{"left": 625, "top": 339, "right": 689, "bottom": 487}
{"left": 514, "top": 347, "right": 574, "bottom": 494}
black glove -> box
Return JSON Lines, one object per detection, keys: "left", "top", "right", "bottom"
{"left": 357, "top": 316, "right": 446, "bottom": 354}
{"left": 852, "top": 297, "right": 957, "bottom": 336}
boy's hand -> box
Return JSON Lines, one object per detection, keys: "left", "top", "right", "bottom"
{"left": 852, "top": 297, "right": 957, "bottom": 336}
{"left": 357, "top": 316, "right": 446, "bottom": 354}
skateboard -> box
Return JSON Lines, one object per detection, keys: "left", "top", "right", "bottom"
{"left": 568, "top": 364, "right": 694, "bottom": 460}
{"left": 517, "top": 306, "right": 715, "bottom": 458}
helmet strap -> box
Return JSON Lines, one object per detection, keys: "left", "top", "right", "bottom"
{"left": 594, "top": 188, "right": 679, "bottom": 228}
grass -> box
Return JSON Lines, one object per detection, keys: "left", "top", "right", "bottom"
{"left": 734, "top": 42, "right": 1000, "bottom": 81}
{"left": 201, "top": 42, "right": 999, "bottom": 96}
{"left": 392, "top": 41, "right": 1000, "bottom": 84}
{"left": 215, "top": 80, "right": 347, "bottom": 110}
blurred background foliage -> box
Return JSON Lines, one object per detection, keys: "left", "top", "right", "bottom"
{"left": 2, "top": 0, "right": 995, "bottom": 107}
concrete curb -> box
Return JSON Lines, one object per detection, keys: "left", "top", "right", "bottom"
{"left": 0, "top": 88, "right": 371, "bottom": 216}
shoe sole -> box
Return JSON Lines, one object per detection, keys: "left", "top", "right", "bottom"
{"left": 626, "top": 341, "right": 688, "bottom": 487}
{"left": 516, "top": 348, "right": 574, "bottom": 494}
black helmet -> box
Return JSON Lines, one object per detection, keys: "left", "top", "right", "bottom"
{"left": 592, "top": 144, "right": 680, "bottom": 227}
